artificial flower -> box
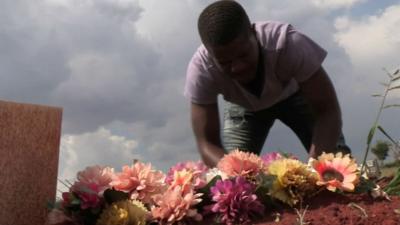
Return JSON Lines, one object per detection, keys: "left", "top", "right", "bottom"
{"left": 166, "top": 161, "right": 208, "bottom": 189}
{"left": 260, "top": 152, "right": 283, "bottom": 167}
{"left": 313, "top": 152, "right": 359, "bottom": 192}
{"left": 76, "top": 165, "right": 114, "bottom": 195}
{"left": 169, "top": 169, "right": 196, "bottom": 194}
{"left": 217, "top": 149, "right": 265, "bottom": 178}
{"left": 96, "top": 199, "right": 148, "bottom": 225}
{"left": 205, "top": 168, "right": 228, "bottom": 183}
{"left": 151, "top": 186, "right": 203, "bottom": 225}
{"left": 110, "top": 161, "right": 166, "bottom": 204}
{"left": 70, "top": 181, "right": 103, "bottom": 209}
{"left": 261, "top": 152, "right": 298, "bottom": 167}
{"left": 268, "top": 158, "right": 318, "bottom": 206}
{"left": 45, "top": 208, "right": 74, "bottom": 225}
{"left": 209, "top": 176, "right": 264, "bottom": 225}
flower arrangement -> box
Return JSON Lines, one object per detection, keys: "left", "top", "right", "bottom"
{"left": 48, "top": 150, "right": 375, "bottom": 225}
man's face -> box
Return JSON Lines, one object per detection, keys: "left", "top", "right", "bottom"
{"left": 207, "top": 29, "right": 259, "bottom": 84}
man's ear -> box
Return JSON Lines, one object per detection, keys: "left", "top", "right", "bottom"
{"left": 251, "top": 23, "right": 256, "bottom": 32}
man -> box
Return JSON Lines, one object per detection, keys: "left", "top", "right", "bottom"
{"left": 184, "top": 0, "right": 350, "bottom": 167}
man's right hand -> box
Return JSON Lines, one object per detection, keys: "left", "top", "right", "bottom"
{"left": 191, "top": 102, "right": 226, "bottom": 167}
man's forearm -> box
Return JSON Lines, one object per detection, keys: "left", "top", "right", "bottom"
{"left": 309, "top": 111, "right": 342, "bottom": 158}
{"left": 198, "top": 143, "right": 226, "bottom": 168}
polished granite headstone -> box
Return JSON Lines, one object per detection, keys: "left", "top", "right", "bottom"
{"left": 0, "top": 100, "right": 62, "bottom": 225}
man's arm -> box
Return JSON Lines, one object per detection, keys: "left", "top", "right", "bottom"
{"left": 299, "top": 67, "right": 342, "bottom": 158}
{"left": 191, "top": 102, "right": 226, "bottom": 167}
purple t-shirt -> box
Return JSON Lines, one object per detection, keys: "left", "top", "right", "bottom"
{"left": 184, "top": 21, "right": 327, "bottom": 111}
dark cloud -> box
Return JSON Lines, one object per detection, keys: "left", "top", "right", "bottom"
{"left": 2, "top": 0, "right": 399, "bottom": 176}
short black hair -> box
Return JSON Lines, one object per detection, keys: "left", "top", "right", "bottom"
{"left": 197, "top": 0, "right": 251, "bottom": 46}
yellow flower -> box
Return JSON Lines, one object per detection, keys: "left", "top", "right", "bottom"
{"left": 313, "top": 152, "right": 359, "bottom": 192}
{"left": 96, "top": 199, "right": 148, "bottom": 225}
{"left": 268, "top": 158, "right": 318, "bottom": 206}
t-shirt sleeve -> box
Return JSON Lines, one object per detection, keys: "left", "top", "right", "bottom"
{"left": 184, "top": 52, "right": 218, "bottom": 104}
{"left": 277, "top": 25, "right": 327, "bottom": 83}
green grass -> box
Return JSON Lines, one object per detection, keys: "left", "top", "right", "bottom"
{"left": 380, "top": 166, "right": 399, "bottom": 178}
{"left": 379, "top": 160, "right": 400, "bottom": 178}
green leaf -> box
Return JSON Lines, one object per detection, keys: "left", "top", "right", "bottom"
{"left": 256, "top": 173, "right": 276, "bottom": 190}
{"left": 391, "top": 75, "right": 400, "bottom": 82}
{"left": 198, "top": 175, "right": 222, "bottom": 194}
{"left": 377, "top": 126, "right": 399, "bottom": 146}
{"left": 384, "top": 168, "right": 400, "bottom": 195}
{"left": 379, "top": 82, "right": 389, "bottom": 87}
{"left": 383, "top": 104, "right": 400, "bottom": 109}
{"left": 383, "top": 67, "right": 393, "bottom": 78}
{"left": 103, "top": 189, "right": 129, "bottom": 204}
{"left": 79, "top": 186, "right": 97, "bottom": 195}
{"left": 367, "top": 125, "right": 377, "bottom": 145}
{"left": 71, "top": 198, "right": 81, "bottom": 206}
{"left": 195, "top": 175, "right": 222, "bottom": 211}
{"left": 389, "top": 85, "right": 400, "bottom": 91}
{"left": 354, "top": 176, "right": 376, "bottom": 194}
{"left": 255, "top": 173, "right": 277, "bottom": 205}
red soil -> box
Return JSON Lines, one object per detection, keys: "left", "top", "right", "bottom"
{"left": 256, "top": 178, "right": 400, "bottom": 225}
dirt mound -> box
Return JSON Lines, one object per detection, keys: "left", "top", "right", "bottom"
{"left": 256, "top": 177, "right": 400, "bottom": 225}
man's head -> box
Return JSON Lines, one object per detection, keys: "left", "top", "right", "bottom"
{"left": 197, "top": 0, "right": 260, "bottom": 84}
{"left": 198, "top": 0, "right": 251, "bottom": 46}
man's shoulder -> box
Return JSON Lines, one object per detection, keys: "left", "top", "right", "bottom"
{"left": 254, "top": 20, "right": 290, "bottom": 30}
{"left": 186, "top": 44, "right": 221, "bottom": 85}
{"left": 189, "top": 45, "right": 214, "bottom": 71}
{"left": 185, "top": 45, "right": 221, "bottom": 104}
{"left": 254, "top": 21, "right": 292, "bottom": 50}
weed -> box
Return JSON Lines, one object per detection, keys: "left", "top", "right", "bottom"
{"left": 294, "top": 205, "right": 310, "bottom": 225}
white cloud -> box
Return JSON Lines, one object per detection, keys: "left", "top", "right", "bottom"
{"left": 331, "top": 3, "right": 400, "bottom": 160}
{"left": 58, "top": 127, "right": 139, "bottom": 182}
{"left": 334, "top": 4, "right": 400, "bottom": 76}
{"left": 123, "top": 111, "right": 201, "bottom": 171}
{"left": 311, "top": 0, "right": 364, "bottom": 9}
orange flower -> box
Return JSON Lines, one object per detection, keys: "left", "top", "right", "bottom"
{"left": 170, "top": 169, "right": 194, "bottom": 194}
{"left": 217, "top": 149, "right": 265, "bottom": 178}
{"left": 313, "top": 152, "right": 359, "bottom": 192}
{"left": 151, "top": 186, "right": 202, "bottom": 224}
{"left": 110, "top": 161, "right": 166, "bottom": 204}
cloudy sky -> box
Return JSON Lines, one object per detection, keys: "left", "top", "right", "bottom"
{"left": 1, "top": 0, "right": 400, "bottom": 186}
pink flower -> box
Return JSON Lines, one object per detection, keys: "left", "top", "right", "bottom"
{"left": 169, "top": 169, "right": 195, "bottom": 194}
{"left": 313, "top": 152, "right": 359, "bottom": 192}
{"left": 151, "top": 186, "right": 203, "bottom": 224}
{"left": 76, "top": 165, "right": 114, "bottom": 195}
{"left": 261, "top": 152, "right": 298, "bottom": 167}
{"left": 45, "top": 209, "right": 74, "bottom": 225}
{"left": 61, "top": 192, "right": 72, "bottom": 209}
{"left": 217, "top": 149, "right": 265, "bottom": 178}
{"left": 166, "top": 161, "right": 209, "bottom": 189}
{"left": 71, "top": 182, "right": 102, "bottom": 209}
{"left": 110, "top": 161, "right": 166, "bottom": 204}
{"left": 209, "top": 177, "right": 264, "bottom": 225}
{"left": 260, "top": 152, "right": 283, "bottom": 166}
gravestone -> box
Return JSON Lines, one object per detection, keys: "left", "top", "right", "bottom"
{"left": 0, "top": 100, "right": 63, "bottom": 225}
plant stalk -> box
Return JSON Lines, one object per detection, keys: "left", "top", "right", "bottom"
{"left": 361, "top": 77, "right": 392, "bottom": 173}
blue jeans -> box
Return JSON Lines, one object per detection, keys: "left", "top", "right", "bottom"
{"left": 222, "top": 91, "right": 350, "bottom": 155}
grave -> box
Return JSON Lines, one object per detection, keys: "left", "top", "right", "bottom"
{"left": 0, "top": 100, "right": 62, "bottom": 225}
